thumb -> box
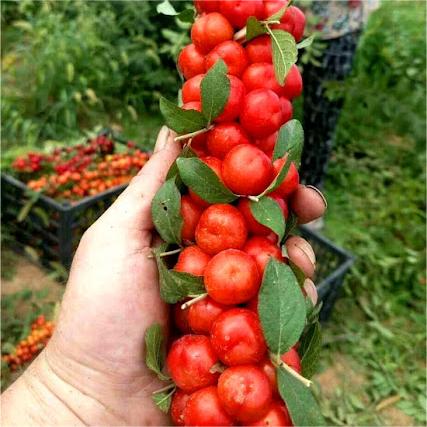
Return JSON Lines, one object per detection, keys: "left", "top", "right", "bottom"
{"left": 102, "top": 126, "right": 181, "bottom": 229}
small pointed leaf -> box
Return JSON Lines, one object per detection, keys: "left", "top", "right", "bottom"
{"left": 299, "top": 321, "right": 322, "bottom": 378}
{"left": 297, "top": 34, "right": 315, "bottom": 49}
{"left": 246, "top": 16, "right": 267, "bottom": 41}
{"left": 144, "top": 324, "right": 169, "bottom": 381}
{"left": 269, "top": 29, "right": 298, "bottom": 85}
{"left": 273, "top": 120, "right": 304, "bottom": 166}
{"left": 250, "top": 197, "right": 285, "bottom": 242}
{"left": 152, "top": 390, "right": 174, "bottom": 413}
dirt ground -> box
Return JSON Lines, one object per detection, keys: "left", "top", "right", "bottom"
{"left": 1, "top": 255, "right": 415, "bottom": 426}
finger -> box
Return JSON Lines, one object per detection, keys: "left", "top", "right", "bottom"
{"left": 104, "top": 127, "right": 181, "bottom": 228}
{"left": 285, "top": 236, "right": 316, "bottom": 279}
{"left": 290, "top": 185, "right": 327, "bottom": 224}
{"left": 303, "top": 278, "right": 318, "bottom": 306}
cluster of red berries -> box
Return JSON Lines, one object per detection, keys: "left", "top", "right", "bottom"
{"left": 165, "top": 1, "right": 306, "bottom": 425}
{"left": 12, "top": 136, "right": 149, "bottom": 201}
{"left": 2, "top": 315, "right": 54, "bottom": 371}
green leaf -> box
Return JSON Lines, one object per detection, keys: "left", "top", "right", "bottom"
{"left": 156, "top": 0, "right": 177, "bottom": 15}
{"left": 154, "top": 245, "right": 205, "bottom": 303}
{"left": 259, "top": 258, "right": 306, "bottom": 355}
{"left": 177, "top": 9, "right": 195, "bottom": 23}
{"left": 176, "top": 157, "right": 237, "bottom": 204}
{"left": 284, "top": 211, "right": 298, "bottom": 239}
{"left": 152, "top": 390, "right": 174, "bottom": 413}
{"left": 144, "top": 324, "right": 169, "bottom": 381}
{"left": 246, "top": 16, "right": 267, "bottom": 41}
{"left": 289, "top": 260, "right": 305, "bottom": 287}
{"left": 297, "top": 34, "right": 315, "bottom": 49}
{"left": 201, "top": 59, "right": 230, "bottom": 123}
{"left": 258, "top": 155, "right": 291, "bottom": 197}
{"left": 166, "top": 146, "right": 197, "bottom": 185}
{"left": 250, "top": 197, "right": 285, "bottom": 242}
{"left": 277, "top": 366, "right": 326, "bottom": 426}
{"left": 273, "top": 120, "right": 304, "bottom": 166}
{"left": 299, "top": 321, "right": 322, "bottom": 378}
{"left": 151, "top": 179, "right": 183, "bottom": 244}
{"left": 269, "top": 29, "right": 298, "bottom": 85}
{"left": 17, "top": 191, "right": 40, "bottom": 222}
{"left": 159, "top": 97, "right": 207, "bottom": 134}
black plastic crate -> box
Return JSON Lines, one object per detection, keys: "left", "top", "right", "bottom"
{"left": 299, "top": 225, "right": 355, "bottom": 321}
{"left": 1, "top": 173, "right": 127, "bottom": 269}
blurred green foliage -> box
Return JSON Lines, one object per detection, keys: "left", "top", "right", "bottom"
{"left": 1, "top": 0, "right": 189, "bottom": 149}
{"left": 318, "top": 2, "right": 426, "bottom": 425}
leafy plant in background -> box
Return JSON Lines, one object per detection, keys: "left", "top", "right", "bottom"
{"left": 1, "top": 0, "right": 190, "bottom": 150}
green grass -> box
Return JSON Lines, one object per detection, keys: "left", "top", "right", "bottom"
{"left": 315, "top": 2, "right": 426, "bottom": 425}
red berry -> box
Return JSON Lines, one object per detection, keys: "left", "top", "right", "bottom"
{"left": 222, "top": 144, "right": 273, "bottom": 195}
{"left": 243, "top": 236, "right": 284, "bottom": 274}
{"left": 181, "top": 195, "right": 204, "bottom": 242}
{"left": 259, "top": 358, "right": 277, "bottom": 394}
{"left": 263, "top": 0, "right": 287, "bottom": 20}
{"left": 194, "top": 0, "right": 219, "bottom": 14}
{"left": 171, "top": 389, "right": 191, "bottom": 426}
{"left": 210, "top": 308, "right": 266, "bottom": 365}
{"left": 173, "top": 303, "right": 191, "bottom": 333}
{"left": 215, "top": 75, "right": 246, "bottom": 122}
{"left": 218, "top": 365, "right": 272, "bottom": 423}
{"left": 280, "top": 97, "right": 293, "bottom": 124}
{"left": 195, "top": 204, "right": 248, "bottom": 254}
{"left": 272, "top": 159, "right": 299, "bottom": 199}
{"left": 175, "top": 245, "right": 212, "bottom": 276}
{"left": 188, "top": 296, "right": 228, "bottom": 334}
{"left": 167, "top": 335, "right": 219, "bottom": 392}
{"left": 242, "top": 62, "right": 284, "bottom": 96}
{"left": 248, "top": 401, "right": 293, "bottom": 426}
{"left": 178, "top": 44, "right": 206, "bottom": 79}
{"left": 205, "top": 249, "right": 261, "bottom": 304}
{"left": 182, "top": 101, "right": 202, "bottom": 112}
{"left": 254, "top": 131, "right": 278, "bottom": 156}
{"left": 246, "top": 35, "right": 272, "bottom": 63}
{"left": 191, "top": 13, "right": 234, "bottom": 54}
{"left": 205, "top": 40, "right": 248, "bottom": 77}
{"left": 183, "top": 386, "right": 233, "bottom": 426}
{"left": 189, "top": 156, "right": 223, "bottom": 207}
{"left": 277, "top": 6, "right": 306, "bottom": 42}
{"left": 219, "top": 0, "right": 264, "bottom": 28}
{"left": 206, "top": 122, "right": 250, "bottom": 159}
{"left": 282, "top": 65, "right": 303, "bottom": 100}
{"left": 281, "top": 347, "right": 302, "bottom": 374}
{"left": 240, "top": 89, "right": 283, "bottom": 138}
{"left": 182, "top": 74, "right": 204, "bottom": 103}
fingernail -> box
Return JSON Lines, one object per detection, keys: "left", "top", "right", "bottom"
{"left": 154, "top": 126, "right": 170, "bottom": 153}
{"left": 303, "top": 278, "right": 318, "bottom": 306}
{"left": 306, "top": 185, "right": 328, "bottom": 208}
{"left": 295, "top": 239, "right": 316, "bottom": 266}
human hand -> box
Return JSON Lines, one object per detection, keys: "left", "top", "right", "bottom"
{"left": 1, "top": 128, "right": 326, "bottom": 426}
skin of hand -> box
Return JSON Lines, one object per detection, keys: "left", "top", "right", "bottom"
{"left": 1, "top": 127, "right": 326, "bottom": 426}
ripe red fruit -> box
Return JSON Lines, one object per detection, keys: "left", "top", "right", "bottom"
{"left": 167, "top": 335, "right": 219, "bottom": 392}
{"left": 272, "top": 159, "right": 299, "bottom": 199}
{"left": 240, "top": 89, "right": 283, "bottom": 138}
{"left": 205, "top": 40, "right": 248, "bottom": 77}
{"left": 254, "top": 131, "right": 278, "bottom": 156}
{"left": 280, "top": 98, "right": 293, "bottom": 126}
{"left": 248, "top": 401, "right": 293, "bottom": 426}
{"left": 210, "top": 308, "right": 266, "bottom": 365}
{"left": 281, "top": 347, "right": 302, "bottom": 374}
{"left": 204, "top": 249, "right": 261, "bottom": 304}
{"left": 175, "top": 245, "right": 212, "bottom": 276}
{"left": 191, "top": 13, "right": 234, "bottom": 54}
{"left": 242, "top": 62, "right": 284, "bottom": 96}
{"left": 219, "top": 0, "right": 264, "bottom": 28}
{"left": 195, "top": 204, "right": 248, "bottom": 254}
{"left": 246, "top": 35, "right": 272, "bottom": 63}
{"left": 181, "top": 195, "right": 204, "bottom": 241}
{"left": 194, "top": 0, "right": 219, "bottom": 14}
{"left": 282, "top": 64, "right": 303, "bottom": 100}
{"left": 173, "top": 303, "right": 191, "bottom": 333}
{"left": 182, "top": 101, "right": 202, "bottom": 112}
{"left": 182, "top": 74, "right": 204, "bottom": 103}
{"left": 218, "top": 365, "right": 272, "bottom": 423}
{"left": 206, "top": 122, "right": 250, "bottom": 159}
{"left": 278, "top": 6, "right": 306, "bottom": 42}
{"left": 171, "top": 389, "right": 191, "bottom": 426}
{"left": 178, "top": 44, "right": 206, "bottom": 79}
{"left": 183, "top": 386, "right": 233, "bottom": 426}
{"left": 259, "top": 358, "right": 277, "bottom": 394}
{"left": 188, "top": 296, "right": 228, "bottom": 334}
{"left": 215, "top": 75, "right": 246, "bottom": 122}
{"left": 222, "top": 144, "right": 273, "bottom": 195}
{"left": 189, "top": 156, "right": 223, "bottom": 207}
{"left": 243, "top": 236, "right": 284, "bottom": 274}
